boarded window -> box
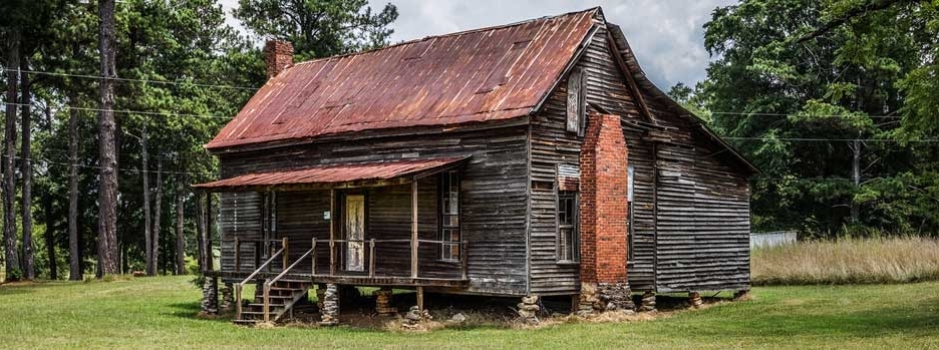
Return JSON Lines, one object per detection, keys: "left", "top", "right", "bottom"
{"left": 557, "top": 191, "right": 580, "bottom": 263}
{"left": 440, "top": 171, "right": 461, "bottom": 262}
{"left": 566, "top": 68, "right": 586, "bottom": 135}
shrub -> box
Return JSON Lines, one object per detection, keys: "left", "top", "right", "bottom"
{"left": 752, "top": 236, "right": 939, "bottom": 285}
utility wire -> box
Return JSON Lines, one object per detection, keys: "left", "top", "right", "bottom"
{"left": 4, "top": 68, "right": 259, "bottom": 91}
{"left": 709, "top": 111, "right": 898, "bottom": 119}
{"left": 0, "top": 102, "right": 234, "bottom": 120}
{"left": 7, "top": 153, "right": 210, "bottom": 178}
{"left": 724, "top": 137, "right": 939, "bottom": 143}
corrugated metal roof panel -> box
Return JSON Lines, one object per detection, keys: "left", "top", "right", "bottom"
{"left": 192, "top": 157, "right": 468, "bottom": 190}
{"left": 206, "top": 9, "right": 599, "bottom": 150}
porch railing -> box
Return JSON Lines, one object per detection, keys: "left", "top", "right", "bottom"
{"left": 234, "top": 238, "right": 286, "bottom": 321}
{"left": 322, "top": 238, "right": 469, "bottom": 280}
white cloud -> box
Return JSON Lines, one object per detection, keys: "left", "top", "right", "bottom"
{"left": 220, "top": 0, "right": 735, "bottom": 88}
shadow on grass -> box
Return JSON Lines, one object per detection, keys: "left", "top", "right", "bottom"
{"left": 164, "top": 302, "right": 237, "bottom": 323}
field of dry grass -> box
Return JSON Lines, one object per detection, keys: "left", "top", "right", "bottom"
{"left": 752, "top": 236, "right": 939, "bottom": 285}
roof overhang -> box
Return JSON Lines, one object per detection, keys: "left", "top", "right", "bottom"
{"left": 193, "top": 156, "right": 470, "bottom": 192}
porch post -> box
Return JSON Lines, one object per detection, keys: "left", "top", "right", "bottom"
{"left": 329, "top": 189, "right": 336, "bottom": 276}
{"left": 411, "top": 181, "right": 418, "bottom": 279}
{"left": 205, "top": 192, "right": 214, "bottom": 271}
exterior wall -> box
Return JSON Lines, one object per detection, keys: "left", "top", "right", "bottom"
{"left": 528, "top": 24, "right": 751, "bottom": 294}
{"left": 530, "top": 25, "right": 658, "bottom": 294}
{"left": 216, "top": 125, "right": 530, "bottom": 296}
{"left": 219, "top": 192, "right": 263, "bottom": 279}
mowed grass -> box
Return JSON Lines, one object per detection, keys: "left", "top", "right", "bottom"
{"left": 752, "top": 236, "right": 939, "bottom": 285}
{"left": 1, "top": 277, "right": 938, "bottom": 349}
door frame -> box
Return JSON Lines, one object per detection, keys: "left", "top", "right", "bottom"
{"left": 337, "top": 190, "right": 369, "bottom": 274}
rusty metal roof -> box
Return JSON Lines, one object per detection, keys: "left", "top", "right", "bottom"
{"left": 192, "top": 157, "right": 468, "bottom": 190}
{"left": 206, "top": 9, "right": 599, "bottom": 150}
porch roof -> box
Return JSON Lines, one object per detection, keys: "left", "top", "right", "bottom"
{"left": 193, "top": 156, "right": 468, "bottom": 191}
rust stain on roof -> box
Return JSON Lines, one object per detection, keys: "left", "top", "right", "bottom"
{"left": 192, "top": 157, "right": 468, "bottom": 189}
{"left": 206, "top": 9, "right": 599, "bottom": 150}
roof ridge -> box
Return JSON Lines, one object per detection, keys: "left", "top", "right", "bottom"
{"left": 293, "top": 7, "right": 600, "bottom": 68}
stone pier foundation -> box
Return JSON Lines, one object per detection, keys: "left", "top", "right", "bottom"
{"left": 319, "top": 284, "right": 339, "bottom": 326}
{"left": 734, "top": 290, "right": 751, "bottom": 301}
{"left": 402, "top": 306, "right": 431, "bottom": 329}
{"left": 638, "top": 291, "right": 656, "bottom": 312}
{"left": 517, "top": 295, "right": 541, "bottom": 323}
{"left": 689, "top": 291, "right": 703, "bottom": 309}
{"left": 374, "top": 288, "right": 395, "bottom": 316}
{"left": 220, "top": 283, "right": 235, "bottom": 311}
{"left": 200, "top": 276, "right": 219, "bottom": 315}
{"left": 578, "top": 282, "right": 635, "bottom": 315}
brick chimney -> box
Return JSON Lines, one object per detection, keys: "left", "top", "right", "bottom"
{"left": 577, "top": 113, "right": 634, "bottom": 312}
{"left": 264, "top": 40, "right": 293, "bottom": 78}
{"left": 579, "top": 113, "right": 629, "bottom": 285}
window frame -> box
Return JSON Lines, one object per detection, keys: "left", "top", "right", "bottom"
{"left": 627, "top": 165, "right": 634, "bottom": 261}
{"left": 438, "top": 170, "right": 461, "bottom": 263}
{"left": 556, "top": 190, "right": 580, "bottom": 264}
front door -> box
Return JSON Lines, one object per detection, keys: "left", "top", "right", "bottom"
{"left": 343, "top": 194, "right": 366, "bottom": 272}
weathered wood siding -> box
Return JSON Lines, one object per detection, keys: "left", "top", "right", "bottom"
{"left": 653, "top": 132, "right": 751, "bottom": 292}
{"left": 219, "top": 192, "right": 263, "bottom": 282}
{"left": 530, "top": 25, "right": 657, "bottom": 294}
{"left": 216, "top": 126, "right": 530, "bottom": 295}
{"left": 529, "top": 23, "right": 750, "bottom": 294}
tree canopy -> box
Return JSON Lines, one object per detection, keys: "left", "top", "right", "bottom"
{"left": 697, "top": 0, "right": 939, "bottom": 237}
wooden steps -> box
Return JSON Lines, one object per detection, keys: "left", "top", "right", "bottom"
{"left": 234, "top": 279, "right": 313, "bottom": 325}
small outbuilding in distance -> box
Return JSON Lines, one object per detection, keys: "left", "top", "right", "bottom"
{"left": 194, "top": 7, "right": 758, "bottom": 325}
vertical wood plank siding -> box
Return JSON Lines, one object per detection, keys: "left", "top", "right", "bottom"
{"left": 216, "top": 126, "right": 530, "bottom": 296}
{"left": 219, "top": 192, "right": 262, "bottom": 281}
{"left": 529, "top": 24, "right": 750, "bottom": 294}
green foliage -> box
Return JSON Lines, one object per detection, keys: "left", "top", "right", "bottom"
{"left": 234, "top": 0, "right": 398, "bottom": 60}
{"left": 695, "top": 0, "right": 939, "bottom": 237}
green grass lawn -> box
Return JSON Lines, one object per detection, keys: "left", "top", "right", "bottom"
{"left": 1, "top": 277, "right": 938, "bottom": 349}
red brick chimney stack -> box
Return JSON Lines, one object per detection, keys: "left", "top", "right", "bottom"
{"left": 579, "top": 113, "right": 629, "bottom": 285}
{"left": 264, "top": 40, "right": 294, "bottom": 78}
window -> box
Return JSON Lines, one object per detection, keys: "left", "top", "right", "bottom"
{"left": 557, "top": 191, "right": 579, "bottom": 263}
{"left": 627, "top": 165, "right": 634, "bottom": 261}
{"left": 566, "top": 68, "right": 586, "bottom": 136}
{"left": 440, "top": 171, "right": 461, "bottom": 262}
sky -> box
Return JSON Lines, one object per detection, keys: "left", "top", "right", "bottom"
{"left": 219, "top": 0, "right": 736, "bottom": 89}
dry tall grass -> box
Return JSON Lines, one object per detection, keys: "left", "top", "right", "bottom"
{"left": 752, "top": 236, "right": 939, "bottom": 285}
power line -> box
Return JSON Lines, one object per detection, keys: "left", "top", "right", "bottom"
{"left": 725, "top": 137, "right": 939, "bottom": 143}
{"left": 4, "top": 68, "right": 259, "bottom": 91}
{"left": 0, "top": 102, "right": 234, "bottom": 120}
{"left": 709, "top": 111, "right": 899, "bottom": 119}
{"left": 8, "top": 153, "right": 210, "bottom": 178}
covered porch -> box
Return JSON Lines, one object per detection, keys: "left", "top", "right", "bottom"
{"left": 195, "top": 156, "right": 471, "bottom": 289}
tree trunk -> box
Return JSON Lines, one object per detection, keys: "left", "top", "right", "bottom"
{"left": 153, "top": 156, "right": 162, "bottom": 275}
{"left": 97, "top": 0, "right": 119, "bottom": 277}
{"left": 67, "top": 92, "right": 81, "bottom": 281}
{"left": 43, "top": 106, "right": 57, "bottom": 280}
{"left": 195, "top": 191, "right": 205, "bottom": 273}
{"left": 141, "top": 126, "right": 153, "bottom": 275}
{"left": 851, "top": 138, "right": 861, "bottom": 224}
{"left": 43, "top": 189, "right": 56, "bottom": 280}
{"left": 20, "top": 61, "right": 34, "bottom": 280}
{"left": 4, "top": 30, "right": 21, "bottom": 281}
{"left": 175, "top": 174, "right": 186, "bottom": 275}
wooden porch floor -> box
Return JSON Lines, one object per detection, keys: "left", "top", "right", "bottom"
{"left": 206, "top": 270, "right": 469, "bottom": 288}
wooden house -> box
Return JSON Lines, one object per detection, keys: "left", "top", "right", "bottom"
{"left": 195, "top": 7, "right": 757, "bottom": 324}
